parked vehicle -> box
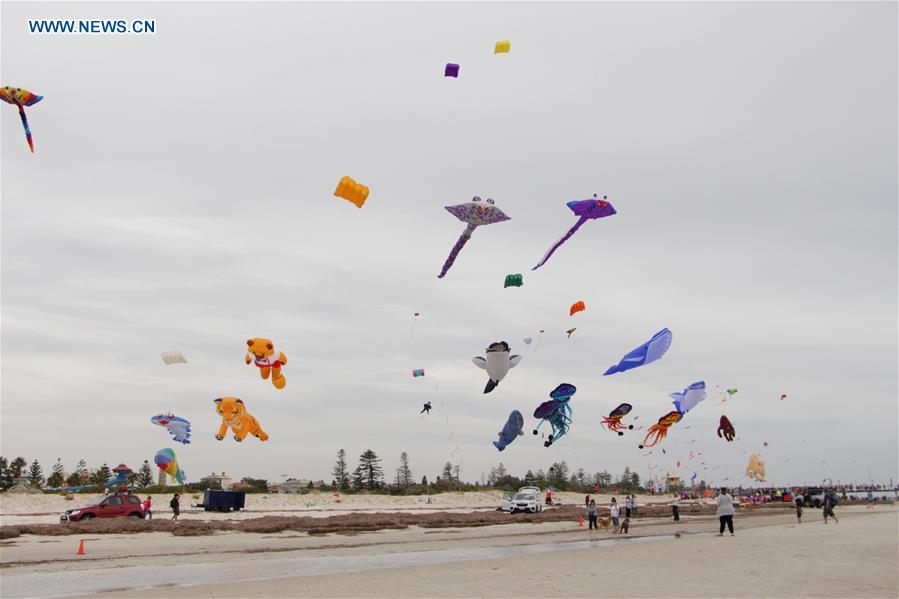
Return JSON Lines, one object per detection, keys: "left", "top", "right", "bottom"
{"left": 500, "top": 487, "right": 541, "bottom": 512}
{"left": 60, "top": 492, "right": 145, "bottom": 522}
{"left": 510, "top": 490, "right": 542, "bottom": 513}
{"left": 194, "top": 490, "right": 246, "bottom": 512}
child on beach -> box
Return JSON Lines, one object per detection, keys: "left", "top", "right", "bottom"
{"left": 610, "top": 497, "right": 620, "bottom": 533}
{"left": 794, "top": 490, "right": 803, "bottom": 523}
{"left": 170, "top": 493, "right": 180, "bottom": 521}
{"left": 143, "top": 496, "right": 152, "bottom": 520}
{"left": 587, "top": 499, "right": 598, "bottom": 530}
{"left": 671, "top": 496, "right": 680, "bottom": 523}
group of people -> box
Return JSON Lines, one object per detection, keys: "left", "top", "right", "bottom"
{"left": 584, "top": 494, "right": 638, "bottom": 534}
{"left": 140, "top": 494, "right": 181, "bottom": 521}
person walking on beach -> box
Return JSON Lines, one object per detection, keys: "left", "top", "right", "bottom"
{"left": 671, "top": 496, "right": 680, "bottom": 523}
{"left": 631, "top": 494, "right": 639, "bottom": 517}
{"left": 420, "top": 402, "right": 431, "bottom": 415}
{"left": 716, "top": 488, "right": 735, "bottom": 536}
{"left": 587, "top": 499, "right": 598, "bottom": 530}
{"left": 143, "top": 495, "right": 153, "bottom": 520}
{"left": 610, "top": 497, "right": 621, "bottom": 533}
{"left": 794, "top": 489, "right": 804, "bottom": 523}
{"left": 823, "top": 491, "right": 839, "bottom": 524}
{"left": 170, "top": 493, "right": 181, "bottom": 521}
{"left": 624, "top": 495, "right": 634, "bottom": 519}
{"left": 585, "top": 495, "right": 591, "bottom": 510}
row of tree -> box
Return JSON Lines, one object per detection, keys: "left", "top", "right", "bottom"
{"left": 487, "top": 461, "right": 643, "bottom": 492}
{"left": 0, "top": 457, "right": 156, "bottom": 491}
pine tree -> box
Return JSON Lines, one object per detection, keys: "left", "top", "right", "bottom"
{"left": 442, "top": 462, "right": 453, "bottom": 482}
{"left": 421, "top": 475, "right": 428, "bottom": 486}
{"left": 397, "top": 452, "right": 413, "bottom": 488}
{"left": 495, "top": 463, "right": 507, "bottom": 479}
{"left": 92, "top": 463, "right": 112, "bottom": 486}
{"left": 47, "top": 459, "right": 66, "bottom": 488}
{"left": 0, "top": 457, "right": 27, "bottom": 490}
{"left": 352, "top": 464, "right": 364, "bottom": 490}
{"left": 575, "top": 468, "right": 587, "bottom": 487}
{"left": 332, "top": 449, "right": 350, "bottom": 490}
{"left": 356, "top": 450, "right": 383, "bottom": 490}
{"left": 137, "top": 461, "right": 153, "bottom": 488}
{"left": 452, "top": 464, "right": 461, "bottom": 483}
{"left": 26, "top": 459, "right": 44, "bottom": 489}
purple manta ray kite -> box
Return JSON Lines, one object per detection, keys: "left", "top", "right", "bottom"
{"left": 532, "top": 195, "right": 616, "bottom": 270}
{"left": 438, "top": 196, "right": 510, "bottom": 278}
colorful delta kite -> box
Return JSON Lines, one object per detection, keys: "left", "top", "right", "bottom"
{"left": 532, "top": 195, "right": 616, "bottom": 270}
{"left": 154, "top": 448, "right": 185, "bottom": 485}
{"left": 569, "top": 301, "right": 586, "bottom": 316}
{"left": 493, "top": 410, "right": 524, "bottom": 451}
{"left": 161, "top": 351, "right": 187, "bottom": 365}
{"left": 717, "top": 415, "right": 735, "bottom": 442}
{"left": 334, "top": 176, "right": 369, "bottom": 208}
{"left": 532, "top": 383, "right": 576, "bottom": 447}
{"left": 151, "top": 413, "right": 192, "bottom": 444}
{"left": 604, "top": 328, "right": 672, "bottom": 376}
{"left": 504, "top": 274, "right": 523, "bottom": 288}
{"left": 494, "top": 40, "right": 511, "bottom": 54}
{"left": 565, "top": 327, "right": 577, "bottom": 338}
{"left": 472, "top": 341, "right": 521, "bottom": 394}
{"left": 412, "top": 368, "right": 425, "bottom": 377}
{"left": 601, "top": 403, "right": 635, "bottom": 436}
{"left": 438, "top": 197, "right": 510, "bottom": 278}
{"left": 1, "top": 86, "right": 42, "bottom": 153}
{"left": 245, "top": 338, "right": 287, "bottom": 389}
{"left": 746, "top": 454, "right": 766, "bottom": 482}
{"left": 445, "top": 63, "right": 460, "bottom": 78}
{"left": 638, "top": 411, "right": 682, "bottom": 449}
{"left": 670, "top": 381, "right": 707, "bottom": 415}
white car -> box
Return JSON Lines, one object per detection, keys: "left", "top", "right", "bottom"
{"left": 510, "top": 491, "right": 542, "bottom": 513}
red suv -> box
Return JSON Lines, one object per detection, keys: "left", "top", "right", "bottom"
{"left": 60, "top": 492, "right": 146, "bottom": 522}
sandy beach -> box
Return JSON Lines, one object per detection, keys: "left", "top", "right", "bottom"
{"left": 2, "top": 498, "right": 895, "bottom": 598}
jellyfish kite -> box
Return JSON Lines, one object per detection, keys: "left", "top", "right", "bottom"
{"left": 638, "top": 411, "right": 682, "bottom": 449}
{"left": 532, "top": 195, "right": 616, "bottom": 270}
{"left": 1, "top": 86, "right": 42, "bottom": 153}
{"left": 151, "top": 413, "right": 192, "bottom": 444}
{"left": 154, "top": 448, "right": 185, "bottom": 485}
{"left": 532, "top": 383, "right": 576, "bottom": 447}
{"left": 670, "top": 381, "right": 707, "bottom": 415}
{"left": 604, "top": 328, "right": 673, "bottom": 376}
{"left": 717, "top": 415, "right": 735, "bottom": 442}
{"left": 601, "top": 403, "right": 634, "bottom": 436}
{"left": 438, "top": 196, "right": 510, "bottom": 278}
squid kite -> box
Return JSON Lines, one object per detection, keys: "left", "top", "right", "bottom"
{"left": 532, "top": 195, "right": 616, "bottom": 270}
{"left": 1, "top": 86, "right": 42, "bottom": 153}
{"left": 438, "top": 196, "right": 510, "bottom": 278}
{"left": 638, "top": 411, "right": 682, "bottom": 449}
{"left": 601, "top": 403, "right": 634, "bottom": 436}
{"left": 717, "top": 415, "right": 735, "bottom": 442}
{"left": 532, "top": 383, "right": 576, "bottom": 447}
{"left": 151, "top": 413, "right": 192, "bottom": 444}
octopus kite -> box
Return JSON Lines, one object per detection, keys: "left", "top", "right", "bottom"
{"left": 532, "top": 195, "right": 616, "bottom": 270}
{"left": 438, "top": 196, "right": 510, "bottom": 278}
{"left": 717, "top": 415, "right": 735, "bottom": 442}
{"left": 532, "top": 383, "right": 576, "bottom": 447}
{"left": 601, "top": 403, "right": 635, "bottom": 436}
{"left": 1, "top": 86, "right": 43, "bottom": 153}
{"left": 638, "top": 411, "right": 682, "bottom": 449}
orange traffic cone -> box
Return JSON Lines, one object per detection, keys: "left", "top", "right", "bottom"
{"left": 76, "top": 539, "right": 85, "bottom": 555}
{"left": 578, "top": 516, "right": 584, "bottom": 527}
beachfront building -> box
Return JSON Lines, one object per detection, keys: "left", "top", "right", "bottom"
{"left": 278, "top": 478, "right": 316, "bottom": 493}
{"left": 666, "top": 472, "right": 682, "bottom": 493}
{"left": 199, "top": 472, "right": 234, "bottom": 490}
{"left": 112, "top": 463, "right": 133, "bottom": 481}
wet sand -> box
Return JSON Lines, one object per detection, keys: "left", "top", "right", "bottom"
{"left": 2, "top": 505, "right": 895, "bottom": 598}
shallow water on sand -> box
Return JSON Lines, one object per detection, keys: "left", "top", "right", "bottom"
{"left": 3, "top": 533, "right": 696, "bottom": 598}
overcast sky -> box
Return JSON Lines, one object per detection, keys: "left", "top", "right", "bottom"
{"left": 2, "top": 2, "right": 896, "bottom": 489}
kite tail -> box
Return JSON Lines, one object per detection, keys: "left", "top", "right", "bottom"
{"left": 438, "top": 224, "right": 476, "bottom": 278}
{"left": 18, "top": 105, "right": 34, "bottom": 153}
{"left": 532, "top": 217, "right": 587, "bottom": 270}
